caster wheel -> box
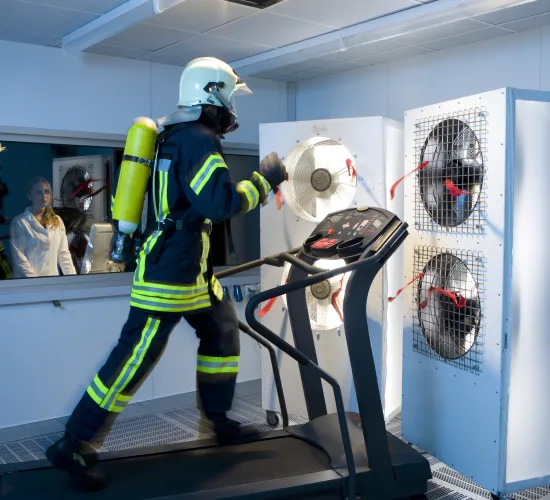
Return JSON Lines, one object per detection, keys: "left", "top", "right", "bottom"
{"left": 266, "top": 411, "right": 281, "bottom": 426}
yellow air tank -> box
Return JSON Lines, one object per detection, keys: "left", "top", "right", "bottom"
{"left": 113, "top": 117, "right": 158, "bottom": 235}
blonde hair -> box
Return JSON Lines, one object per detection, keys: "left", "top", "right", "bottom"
{"left": 27, "top": 177, "right": 60, "bottom": 230}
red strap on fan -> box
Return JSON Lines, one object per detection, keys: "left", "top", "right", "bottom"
{"left": 275, "top": 189, "right": 283, "bottom": 210}
{"left": 330, "top": 276, "right": 345, "bottom": 322}
{"left": 390, "top": 161, "right": 430, "bottom": 200}
{"left": 445, "top": 178, "right": 469, "bottom": 197}
{"left": 259, "top": 297, "right": 278, "bottom": 317}
{"left": 345, "top": 159, "right": 357, "bottom": 182}
{"left": 419, "top": 287, "right": 466, "bottom": 310}
{"left": 71, "top": 178, "right": 106, "bottom": 199}
{"left": 388, "top": 273, "right": 424, "bottom": 302}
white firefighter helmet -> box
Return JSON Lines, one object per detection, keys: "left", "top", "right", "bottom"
{"left": 177, "top": 57, "right": 252, "bottom": 118}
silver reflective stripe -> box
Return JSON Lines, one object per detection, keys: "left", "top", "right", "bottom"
{"left": 103, "top": 318, "right": 159, "bottom": 410}
{"left": 132, "top": 284, "right": 208, "bottom": 296}
{"left": 197, "top": 361, "right": 239, "bottom": 369}
{"left": 114, "top": 399, "right": 128, "bottom": 410}
{"left": 130, "top": 297, "right": 211, "bottom": 310}
{"left": 90, "top": 378, "right": 107, "bottom": 399}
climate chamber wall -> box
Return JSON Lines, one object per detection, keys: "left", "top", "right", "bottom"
{"left": 259, "top": 116, "right": 404, "bottom": 422}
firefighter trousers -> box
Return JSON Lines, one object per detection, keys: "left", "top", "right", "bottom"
{"left": 66, "top": 299, "right": 240, "bottom": 443}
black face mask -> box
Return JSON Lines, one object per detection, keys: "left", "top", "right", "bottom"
{"left": 199, "top": 106, "right": 239, "bottom": 137}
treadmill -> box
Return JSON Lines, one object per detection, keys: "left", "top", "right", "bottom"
{"left": 0, "top": 206, "right": 431, "bottom": 500}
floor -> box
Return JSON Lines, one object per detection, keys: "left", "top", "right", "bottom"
{"left": 0, "top": 380, "right": 548, "bottom": 500}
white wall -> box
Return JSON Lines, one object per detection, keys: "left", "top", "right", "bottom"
{"left": 296, "top": 28, "right": 548, "bottom": 122}
{"left": 0, "top": 293, "right": 261, "bottom": 429}
{"left": 0, "top": 40, "right": 288, "bottom": 145}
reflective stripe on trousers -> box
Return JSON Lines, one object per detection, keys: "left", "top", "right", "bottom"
{"left": 85, "top": 317, "right": 161, "bottom": 413}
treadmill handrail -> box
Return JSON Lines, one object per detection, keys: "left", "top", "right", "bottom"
{"left": 214, "top": 247, "right": 302, "bottom": 280}
{"left": 245, "top": 304, "right": 357, "bottom": 500}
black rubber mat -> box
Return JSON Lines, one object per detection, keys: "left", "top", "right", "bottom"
{"left": 0, "top": 436, "right": 332, "bottom": 500}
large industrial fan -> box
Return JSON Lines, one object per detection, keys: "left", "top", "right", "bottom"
{"left": 260, "top": 116, "right": 404, "bottom": 422}
{"left": 418, "top": 118, "right": 485, "bottom": 228}
{"left": 282, "top": 137, "right": 357, "bottom": 223}
{"left": 402, "top": 88, "right": 550, "bottom": 499}
{"left": 416, "top": 250, "right": 482, "bottom": 361}
{"left": 281, "top": 259, "right": 349, "bottom": 332}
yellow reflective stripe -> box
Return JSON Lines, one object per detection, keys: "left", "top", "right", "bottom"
{"left": 136, "top": 231, "right": 162, "bottom": 283}
{"left": 236, "top": 180, "right": 259, "bottom": 212}
{"left": 211, "top": 276, "right": 223, "bottom": 301}
{"left": 191, "top": 154, "right": 227, "bottom": 195}
{"left": 252, "top": 172, "right": 271, "bottom": 196}
{"left": 132, "top": 284, "right": 208, "bottom": 299}
{"left": 160, "top": 171, "right": 169, "bottom": 221}
{"left": 111, "top": 195, "right": 115, "bottom": 212}
{"left": 197, "top": 355, "right": 239, "bottom": 374}
{"left": 87, "top": 386, "right": 103, "bottom": 406}
{"left": 117, "top": 393, "right": 132, "bottom": 403}
{"left": 102, "top": 317, "right": 161, "bottom": 411}
{"left": 130, "top": 295, "right": 211, "bottom": 312}
{"left": 86, "top": 375, "right": 108, "bottom": 406}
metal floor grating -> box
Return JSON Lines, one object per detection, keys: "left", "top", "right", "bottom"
{"left": 0, "top": 393, "right": 549, "bottom": 500}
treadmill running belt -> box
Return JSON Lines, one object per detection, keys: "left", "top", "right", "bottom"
{"left": 0, "top": 437, "right": 332, "bottom": 500}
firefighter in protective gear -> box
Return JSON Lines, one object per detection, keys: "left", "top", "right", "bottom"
{"left": 46, "top": 57, "right": 288, "bottom": 492}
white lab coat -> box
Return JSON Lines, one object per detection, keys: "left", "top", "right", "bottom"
{"left": 9, "top": 208, "right": 77, "bottom": 278}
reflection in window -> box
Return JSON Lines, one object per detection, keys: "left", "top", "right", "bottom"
{"left": 0, "top": 141, "right": 254, "bottom": 283}
{"left": 0, "top": 141, "right": 121, "bottom": 280}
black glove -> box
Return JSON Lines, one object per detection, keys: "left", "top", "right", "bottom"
{"left": 259, "top": 152, "right": 288, "bottom": 190}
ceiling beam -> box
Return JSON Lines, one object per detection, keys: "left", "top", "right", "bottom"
{"left": 62, "top": 0, "right": 188, "bottom": 53}
{"left": 230, "top": 0, "right": 537, "bottom": 76}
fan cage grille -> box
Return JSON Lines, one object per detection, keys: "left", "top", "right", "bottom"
{"left": 412, "top": 245, "right": 486, "bottom": 374}
{"left": 413, "top": 107, "right": 488, "bottom": 234}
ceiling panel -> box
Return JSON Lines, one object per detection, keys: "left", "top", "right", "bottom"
{"left": 267, "top": 0, "right": 416, "bottom": 29}
{"left": 0, "top": 26, "right": 60, "bottom": 46}
{"left": 352, "top": 45, "right": 432, "bottom": 66}
{"left": 281, "top": 61, "right": 361, "bottom": 82}
{"left": 140, "top": 52, "right": 189, "bottom": 66}
{"left": 329, "top": 39, "right": 406, "bottom": 61}
{"left": 391, "top": 18, "right": 489, "bottom": 45}
{"left": 102, "top": 23, "right": 197, "bottom": 51}
{"left": 253, "top": 56, "right": 341, "bottom": 78}
{"left": 417, "top": 26, "right": 510, "bottom": 51}
{"left": 146, "top": 0, "right": 256, "bottom": 33}
{"left": 85, "top": 43, "right": 151, "bottom": 59}
{"left": 475, "top": 0, "right": 550, "bottom": 25}
{"left": 501, "top": 11, "right": 550, "bottom": 32}
{"left": 152, "top": 34, "right": 271, "bottom": 63}
{"left": 0, "top": 1, "right": 98, "bottom": 36}
{"left": 207, "top": 11, "right": 333, "bottom": 47}
{"left": 18, "top": 0, "right": 129, "bottom": 15}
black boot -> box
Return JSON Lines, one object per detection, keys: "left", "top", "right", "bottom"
{"left": 46, "top": 433, "right": 107, "bottom": 492}
{"left": 208, "top": 414, "right": 259, "bottom": 445}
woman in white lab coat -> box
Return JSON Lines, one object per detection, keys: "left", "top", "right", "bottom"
{"left": 10, "top": 177, "right": 76, "bottom": 278}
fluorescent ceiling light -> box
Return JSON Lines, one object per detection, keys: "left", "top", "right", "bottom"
{"left": 231, "top": 0, "right": 537, "bottom": 75}
{"left": 62, "top": 0, "right": 187, "bottom": 53}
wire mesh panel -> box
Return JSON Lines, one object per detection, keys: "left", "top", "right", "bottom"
{"left": 413, "top": 108, "right": 488, "bottom": 234}
{"left": 412, "top": 245, "right": 486, "bottom": 373}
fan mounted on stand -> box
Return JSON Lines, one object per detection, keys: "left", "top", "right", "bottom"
{"left": 419, "top": 119, "right": 484, "bottom": 227}
{"left": 282, "top": 137, "right": 357, "bottom": 223}
{"left": 281, "top": 259, "right": 350, "bottom": 332}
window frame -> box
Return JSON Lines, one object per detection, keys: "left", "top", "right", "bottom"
{"left": 0, "top": 126, "right": 259, "bottom": 306}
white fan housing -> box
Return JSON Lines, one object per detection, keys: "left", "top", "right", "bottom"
{"left": 402, "top": 88, "right": 550, "bottom": 497}
{"left": 260, "top": 116, "right": 404, "bottom": 421}
{"left": 280, "top": 259, "right": 350, "bottom": 332}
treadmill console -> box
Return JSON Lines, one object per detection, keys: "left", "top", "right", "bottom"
{"left": 302, "top": 207, "right": 401, "bottom": 262}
